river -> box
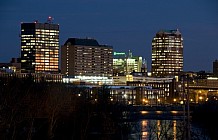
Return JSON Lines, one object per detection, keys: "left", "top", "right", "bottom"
{"left": 123, "top": 111, "right": 210, "bottom": 140}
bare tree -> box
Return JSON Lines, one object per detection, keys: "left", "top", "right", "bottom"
{"left": 44, "top": 83, "right": 74, "bottom": 139}
{"left": 0, "top": 76, "right": 35, "bottom": 139}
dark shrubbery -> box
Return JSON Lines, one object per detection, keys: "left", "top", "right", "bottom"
{"left": 0, "top": 76, "right": 127, "bottom": 140}
{"left": 191, "top": 100, "right": 218, "bottom": 140}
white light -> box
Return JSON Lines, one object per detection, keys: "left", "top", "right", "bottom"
{"left": 123, "top": 94, "right": 127, "bottom": 98}
{"left": 208, "top": 77, "right": 218, "bottom": 80}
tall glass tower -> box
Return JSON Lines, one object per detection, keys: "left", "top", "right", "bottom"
{"left": 20, "top": 18, "right": 59, "bottom": 73}
{"left": 151, "top": 29, "right": 183, "bottom": 77}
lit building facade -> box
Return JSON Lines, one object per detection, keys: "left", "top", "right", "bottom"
{"left": 61, "top": 38, "right": 113, "bottom": 84}
{"left": 126, "top": 76, "right": 177, "bottom": 104}
{"left": 0, "top": 58, "right": 21, "bottom": 73}
{"left": 21, "top": 20, "right": 59, "bottom": 73}
{"left": 0, "top": 73, "right": 63, "bottom": 83}
{"left": 151, "top": 29, "right": 183, "bottom": 77}
{"left": 113, "top": 51, "right": 143, "bottom": 76}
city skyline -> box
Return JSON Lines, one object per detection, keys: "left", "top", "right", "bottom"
{"left": 0, "top": 0, "right": 218, "bottom": 72}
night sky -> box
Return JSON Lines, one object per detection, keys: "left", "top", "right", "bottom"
{"left": 0, "top": 0, "right": 218, "bottom": 72}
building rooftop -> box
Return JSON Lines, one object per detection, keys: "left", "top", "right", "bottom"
{"left": 64, "top": 38, "right": 100, "bottom": 46}
{"left": 0, "top": 63, "right": 12, "bottom": 67}
{"left": 157, "top": 29, "right": 181, "bottom": 35}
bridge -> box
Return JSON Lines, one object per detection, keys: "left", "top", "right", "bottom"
{"left": 120, "top": 105, "right": 188, "bottom": 121}
{"left": 189, "top": 85, "right": 218, "bottom": 90}
{"left": 186, "top": 84, "right": 218, "bottom": 103}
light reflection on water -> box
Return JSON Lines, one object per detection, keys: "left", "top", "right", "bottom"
{"left": 173, "top": 120, "right": 176, "bottom": 140}
{"left": 133, "top": 120, "right": 182, "bottom": 140}
{"left": 128, "top": 119, "right": 209, "bottom": 140}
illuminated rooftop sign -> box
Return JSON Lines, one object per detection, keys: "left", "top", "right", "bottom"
{"left": 113, "top": 52, "right": 126, "bottom": 55}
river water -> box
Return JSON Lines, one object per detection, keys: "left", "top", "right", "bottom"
{"left": 125, "top": 116, "right": 210, "bottom": 140}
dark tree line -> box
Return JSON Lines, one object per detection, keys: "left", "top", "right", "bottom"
{"left": 0, "top": 76, "right": 129, "bottom": 140}
{"left": 0, "top": 76, "right": 71, "bottom": 139}
{"left": 1, "top": 76, "right": 215, "bottom": 140}
{"left": 191, "top": 98, "right": 218, "bottom": 140}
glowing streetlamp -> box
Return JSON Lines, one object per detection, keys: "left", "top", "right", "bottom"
{"left": 158, "top": 99, "right": 161, "bottom": 105}
{"left": 143, "top": 98, "right": 148, "bottom": 105}
{"left": 199, "top": 96, "right": 203, "bottom": 103}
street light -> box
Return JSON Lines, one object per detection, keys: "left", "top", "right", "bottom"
{"left": 158, "top": 99, "right": 161, "bottom": 105}
{"left": 199, "top": 96, "right": 203, "bottom": 103}
{"left": 173, "top": 98, "right": 177, "bottom": 105}
{"left": 143, "top": 98, "right": 148, "bottom": 105}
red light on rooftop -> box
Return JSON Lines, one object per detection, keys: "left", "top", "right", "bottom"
{"left": 47, "top": 16, "right": 53, "bottom": 23}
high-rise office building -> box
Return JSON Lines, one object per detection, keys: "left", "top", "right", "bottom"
{"left": 151, "top": 29, "right": 183, "bottom": 77}
{"left": 61, "top": 38, "right": 113, "bottom": 84}
{"left": 20, "top": 18, "right": 59, "bottom": 73}
{"left": 113, "top": 50, "right": 143, "bottom": 76}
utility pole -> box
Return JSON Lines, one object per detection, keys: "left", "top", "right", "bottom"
{"left": 186, "top": 74, "right": 191, "bottom": 140}
{"left": 183, "top": 74, "right": 191, "bottom": 140}
{"left": 182, "top": 75, "right": 186, "bottom": 139}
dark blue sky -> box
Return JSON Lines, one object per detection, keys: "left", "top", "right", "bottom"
{"left": 0, "top": 0, "right": 218, "bottom": 72}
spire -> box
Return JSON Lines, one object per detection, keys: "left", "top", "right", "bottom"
{"left": 128, "top": 50, "right": 132, "bottom": 58}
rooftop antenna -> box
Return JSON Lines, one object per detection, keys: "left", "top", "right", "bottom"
{"left": 47, "top": 16, "right": 54, "bottom": 24}
{"left": 34, "top": 20, "right": 38, "bottom": 23}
